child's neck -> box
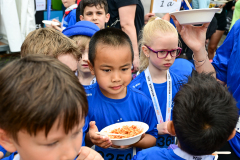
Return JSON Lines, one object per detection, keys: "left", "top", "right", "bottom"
{"left": 148, "top": 62, "right": 168, "bottom": 84}
{"left": 78, "top": 71, "right": 95, "bottom": 86}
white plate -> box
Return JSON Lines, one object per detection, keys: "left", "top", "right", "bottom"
{"left": 170, "top": 8, "right": 220, "bottom": 25}
{"left": 100, "top": 121, "right": 149, "bottom": 146}
{"left": 42, "top": 20, "right": 60, "bottom": 26}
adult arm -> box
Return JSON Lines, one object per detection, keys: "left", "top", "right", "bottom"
{"left": 118, "top": 5, "right": 139, "bottom": 71}
{"left": 171, "top": 16, "right": 216, "bottom": 76}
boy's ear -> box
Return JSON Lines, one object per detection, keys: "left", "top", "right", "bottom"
{"left": 142, "top": 45, "right": 150, "bottom": 58}
{"left": 167, "top": 121, "right": 176, "bottom": 136}
{"left": 105, "top": 13, "right": 110, "bottom": 23}
{"left": 0, "top": 129, "right": 17, "bottom": 152}
{"left": 80, "top": 15, "right": 84, "bottom": 21}
{"left": 228, "top": 129, "right": 236, "bottom": 141}
{"left": 87, "top": 60, "right": 95, "bottom": 75}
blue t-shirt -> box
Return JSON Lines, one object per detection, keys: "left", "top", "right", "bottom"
{"left": 170, "top": 58, "right": 195, "bottom": 76}
{"left": 85, "top": 83, "right": 158, "bottom": 160}
{"left": 132, "top": 145, "right": 215, "bottom": 160}
{"left": 129, "top": 70, "right": 189, "bottom": 148}
{"left": 62, "top": 9, "right": 76, "bottom": 29}
{"left": 212, "top": 19, "right": 240, "bottom": 158}
{"left": 133, "top": 146, "right": 184, "bottom": 160}
{"left": 82, "top": 115, "right": 89, "bottom": 146}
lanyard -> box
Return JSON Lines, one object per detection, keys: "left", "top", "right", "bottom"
{"left": 144, "top": 67, "right": 172, "bottom": 124}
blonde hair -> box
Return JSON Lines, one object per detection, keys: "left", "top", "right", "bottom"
{"left": 139, "top": 17, "right": 178, "bottom": 73}
{"left": 71, "top": 35, "right": 91, "bottom": 55}
{"left": 21, "top": 28, "right": 81, "bottom": 60}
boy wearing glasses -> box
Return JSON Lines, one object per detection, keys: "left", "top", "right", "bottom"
{"left": 130, "top": 17, "right": 193, "bottom": 149}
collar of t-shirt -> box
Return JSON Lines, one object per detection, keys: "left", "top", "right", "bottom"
{"left": 13, "top": 153, "right": 20, "bottom": 160}
{"left": 65, "top": 4, "right": 78, "bottom": 16}
{"left": 170, "top": 145, "right": 215, "bottom": 160}
{"left": 96, "top": 83, "right": 130, "bottom": 103}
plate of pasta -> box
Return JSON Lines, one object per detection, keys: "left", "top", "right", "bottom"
{"left": 100, "top": 121, "right": 149, "bottom": 146}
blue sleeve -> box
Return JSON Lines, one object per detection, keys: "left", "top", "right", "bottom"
{"left": 82, "top": 115, "right": 89, "bottom": 146}
{"left": 132, "top": 150, "right": 147, "bottom": 160}
{"left": 212, "top": 19, "right": 237, "bottom": 83}
{"left": 68, "top": 10, "right": 76, "bottom": 27}
{"left": 0, "top": 145, "right": 7, "bottom": 157}
{"left": 143, "top": 100, "right": 158, "bottom": 139}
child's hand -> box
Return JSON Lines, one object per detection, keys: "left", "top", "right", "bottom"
{"left": 0, "top": 151, "right": 3, "bottom": 159}
{"left": 52, "top": 19, "right": 61, "bottom": 26}
{"left": 157, "top": 122, "right": 175, "bottom": 136}
{"left": 171, "top": 15, "right": 209, "bottom": 54}
{"left": 77, "top": 146, "right": 103, "bottom": 160}
{"left": 89, "top": 121, "right": 112, "bottom": 148}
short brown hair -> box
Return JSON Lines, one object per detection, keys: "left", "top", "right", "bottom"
{"left": 70, "top": 35, "right": 91, "bottom": 55}
{"left": 0, "top": 55, "right": 88, "bottom": 143}
{"left": 21, "top": 28, "right": 81, "bottom": 60}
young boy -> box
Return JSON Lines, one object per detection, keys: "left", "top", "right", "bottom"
{"left": 79, "top": 0, "right": 110, "bottom": 29}
{"left": 84, "top": 28, "right": 158, "bottom": 159}
{"left": 62, "top": 21, "right": 100, "bottom": 86}
{"left": 49, "top": 0, "right": 78, "bottom": 31}
{"left": 21, "top": 27, "right": 81, "bottom": 72}
{"left": 0, "top": 55, "right": 102, "bottom": 160}
{"left": 132, "top": 71, "right": 239, "bottom": 160}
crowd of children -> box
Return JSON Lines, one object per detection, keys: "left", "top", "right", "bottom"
{"left": 0, "top": 0, "right": 240, "bottom": 160}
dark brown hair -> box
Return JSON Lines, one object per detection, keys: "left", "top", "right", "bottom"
{"left": 21, "top": 28, "right": 81, "bottom": 60}
{"left": 80, "top": 0, "right": 108, "bottom": 16}
{"left": 0, "top": 55, "right": 88, "bottom": 143}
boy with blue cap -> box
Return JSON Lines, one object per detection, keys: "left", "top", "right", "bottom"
{"left": 63, "top": 21, "right": 100, "bottom": 86}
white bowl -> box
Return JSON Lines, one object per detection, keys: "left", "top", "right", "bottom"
{"left": 42, "top": 20, "right": 60, "bottom": 26}
{"left": 100, "top": 121, "right": 149, "bottom": 146}
{"left": 170, "top": 8, "right": 220, "bottom": 25}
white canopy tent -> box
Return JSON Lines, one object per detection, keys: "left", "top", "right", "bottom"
{"left": 0, "top": 0, "right": 36, "bottom": 52}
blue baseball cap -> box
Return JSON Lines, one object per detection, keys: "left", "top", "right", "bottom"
{"left": 62, "top": 21, "right": 100, "bottom": 37}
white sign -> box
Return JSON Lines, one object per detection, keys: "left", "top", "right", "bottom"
{"left": 36, "top": 0, "right": 46, "bottom": 11}
{"left": 152, "top": 0, "right": 181, "bottom": 13}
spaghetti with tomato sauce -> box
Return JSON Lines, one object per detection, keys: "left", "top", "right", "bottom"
{"left": 109, "top": 125, "right": 143, "bottom": 139}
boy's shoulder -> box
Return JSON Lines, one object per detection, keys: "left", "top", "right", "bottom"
{"left": 129, "top": 71, "right": 146, "bottom": 89}
{"left": 128, "top": 85, "right": 152, "bottom": 103}
{"left": 132, "top": 146, "right": 184, "bottom": 160}
{"left": 84, "top": 83, "right": 98, "bottom": 97}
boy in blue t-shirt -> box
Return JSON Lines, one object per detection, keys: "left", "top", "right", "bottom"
{"left": 49, "top": 0, "right": 77, "bottom": 31}
{"left": 133, "top": 71, "right": 238, "bottom": 160}
{"left": 0, "top": 55, "right": 102, "bottom": 160}
{"left": 84, "top": 28, "right": 158, "bottom": 159}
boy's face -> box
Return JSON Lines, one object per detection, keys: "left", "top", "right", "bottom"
{"left": 78, "top": 47, "right": 91, "bottom": 73}
{"left": 11, "top": 119, "right": 84, "bottom": 160}
{"left": 80, "top": 5, "right": 110, "bottom": 29}
{"left": 58, "top": 54, "right": 78, "bottom": 73}
{"left": 89, "top": 44, "right": 132, "bottom": 99}
{"left": 62, "top": 0, "right": 76, "bottom": 8}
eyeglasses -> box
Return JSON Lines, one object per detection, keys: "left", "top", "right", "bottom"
{"left": 145, "top": 45, "right": 182, "bottom": 59}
